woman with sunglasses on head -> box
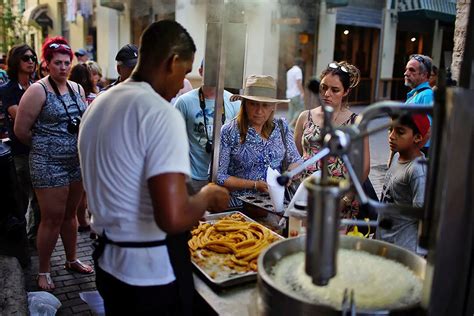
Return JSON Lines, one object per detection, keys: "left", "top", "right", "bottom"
{"left": 217, "top": 75, "right": 302, "bottom": 208}
{"left": 14, "top": 37, "right": 92, "bottom": 291}
{"left": 1, "top": 44, "right": 40, "bottom": 244}
{"left": 294, "top": 61, "right": 371, "bottom": 221}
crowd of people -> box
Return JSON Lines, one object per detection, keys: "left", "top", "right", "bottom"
{"left": 0, "top": 19, "right": 436, "bottom": 314}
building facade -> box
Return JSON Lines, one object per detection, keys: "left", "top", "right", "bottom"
{"left": 4, "top": 0, "right": 459, "bottom": 103}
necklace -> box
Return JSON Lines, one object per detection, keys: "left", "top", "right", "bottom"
{"left": 332, "top": 109, "right": 342, "bottom": 125}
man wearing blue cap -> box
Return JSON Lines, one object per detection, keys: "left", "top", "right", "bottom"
{"left": 74, "top": 48, "right": 89, "bottom": 63}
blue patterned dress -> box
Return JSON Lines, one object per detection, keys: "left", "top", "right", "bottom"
{"left": 217, "top": 118, "right": 302, "bottom": 207}
{"left": 29, "top": 80, "right": 87, "bottom": 188}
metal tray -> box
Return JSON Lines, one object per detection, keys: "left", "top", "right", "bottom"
{"left": 237, "top": 194, "right": 289, "bottom": 235}
{"left": 237, "top": 193, "right": 289, "bottom": 216}
{"left": 190, "top": 211, "right": 283, "bottom": 289}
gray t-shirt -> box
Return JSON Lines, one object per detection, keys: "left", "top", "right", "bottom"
{"left": 376, "top": 153, "right": 427, "bottom": 251}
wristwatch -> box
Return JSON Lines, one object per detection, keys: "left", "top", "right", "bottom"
{"left": 342, "top": 196, "right": 352, "bottom": 207}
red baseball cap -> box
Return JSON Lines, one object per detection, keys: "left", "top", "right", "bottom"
{"left": 412, "top": 114, "right": 430, "bottom": 137}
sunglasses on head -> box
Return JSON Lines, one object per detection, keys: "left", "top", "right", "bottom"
{"left": 410, "top": 55, "right": 431, "bottom": 71}
{"left": 49, "top": 43, "right": 71, "bottom": 51}
{"left": 328, "top": 62, "right": 348, "bottom": 73}
{"left": 21, "top": 55, "right": 37, "bottom": 63}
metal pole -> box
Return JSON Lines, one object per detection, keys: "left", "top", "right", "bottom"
{"left": 209, "top": 0, "right": 227, "bottom": 183}
{"left": 374, "top": 2, "right": 387, "bottom": 102}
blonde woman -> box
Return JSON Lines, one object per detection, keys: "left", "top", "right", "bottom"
{"left": 85, "top": 60, "right": 103, "bottom": 93}
{"left": 217, "top": 75, "right": 302, "bottom": 208}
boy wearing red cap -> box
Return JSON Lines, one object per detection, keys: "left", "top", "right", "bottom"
{"left": 376, "top": 114, "right": 430, "bottom": 252}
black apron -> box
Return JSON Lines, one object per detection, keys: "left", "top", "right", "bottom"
{"left": 92, "top": 231, "right": 194, "bottom": 315}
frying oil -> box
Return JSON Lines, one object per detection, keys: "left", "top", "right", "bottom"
{"left": 271, "top": 250, "right": 422, "bottom": 310}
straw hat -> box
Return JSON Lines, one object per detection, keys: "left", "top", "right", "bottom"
{"left": 230, "top": 75, "right": 290, "bottom": 103}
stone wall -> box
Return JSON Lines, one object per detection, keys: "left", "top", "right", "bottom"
{"left": 452, "top": 0, "right": 471, "bottom": 82}
{"left": 0, "top": 256, "right": 28, "bottom": 314}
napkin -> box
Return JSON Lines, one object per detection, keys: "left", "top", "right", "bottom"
{"left": 266, "top": 167, "right": 285, "bottom": 213}
{"left": 284, "top": 170, "right": 321, "bottom": 217}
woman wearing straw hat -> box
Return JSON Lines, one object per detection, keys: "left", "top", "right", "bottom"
{"left": 217, "top": 75, "right": 302, "bottom": 208}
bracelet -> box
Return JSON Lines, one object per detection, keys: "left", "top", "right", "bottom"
{"left": 342, "top": 196, "right": 352, "bottom": 206}
{"left": 253, "top": 181, "right": 257, "bottom": 191}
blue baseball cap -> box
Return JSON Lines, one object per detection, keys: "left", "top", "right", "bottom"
{"left": 75, "top": 48, "right": 87, "bottom": 57}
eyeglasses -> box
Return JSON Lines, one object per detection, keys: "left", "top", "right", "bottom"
{"left": 49, "top": 43, "right": 71, "bottom": 51}
{"left": 21, "top": 55, "right": 37, "bottom": 63}
{"left": 328, "top": 62, "right": 348, "bottom": 73}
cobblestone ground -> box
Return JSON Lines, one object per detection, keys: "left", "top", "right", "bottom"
{"left": 25, "top": 230, "right": 96, "bottom": 315}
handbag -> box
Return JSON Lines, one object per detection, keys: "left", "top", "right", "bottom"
{"left": 277, "top": 119, "right": 299, "bottom": 201}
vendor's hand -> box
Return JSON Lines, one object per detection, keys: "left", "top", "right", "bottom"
{"left": 256, "top": 180, "right": 268, "bottom": 193}
{"left": 201, "top": 183, "right": 230, "bottom": 212}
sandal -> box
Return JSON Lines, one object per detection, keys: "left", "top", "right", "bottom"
{"left": 65, "top": 259, "right": 94, "bottom": 274}
{"left": 37, "top": 272, "right": 55, "bottom": 291}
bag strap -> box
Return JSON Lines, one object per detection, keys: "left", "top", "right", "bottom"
{"left": 407, "top": 86, "right": 431, "bottom": 103}
{"left": 38, "top": 81, "right": 48, "bottom": 95}
{"left": 348, "top": 113, "right": 358, "bottom": 125}
{"left": 278, "top": 119, "right": 289, "bottom": 172}
{"left": 416, "top": 86, "right": 431, "bottom": 93}
{"left": 47, "top": 76, "right": 83, "bottom": 120}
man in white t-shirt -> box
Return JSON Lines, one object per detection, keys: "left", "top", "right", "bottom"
{"left": 286, "top": 57, "right": 305, "bottom": 128}
{"left": 78, "top": 21, "right": 229, "bottom": 315}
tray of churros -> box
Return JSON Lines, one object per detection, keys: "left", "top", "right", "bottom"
{"left": 188, "top": 211, "right": 283, "bottom": 288}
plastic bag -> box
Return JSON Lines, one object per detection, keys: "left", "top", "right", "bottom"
{"left": 79, "top": 291, "right": 105, "bottom": 316}
{"left": 266, "top": 167, "right": 285, "bottom": 213}
{"left": 28, "top": 291, "right": 61, "bottom": 316}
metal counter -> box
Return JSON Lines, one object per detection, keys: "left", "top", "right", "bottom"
{"left": 193, "top": 274, "right": 258, "bottom": 316}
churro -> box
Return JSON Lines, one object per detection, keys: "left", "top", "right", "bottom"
{"left": 188, "top": 213, "right": 278, "bottom": 272}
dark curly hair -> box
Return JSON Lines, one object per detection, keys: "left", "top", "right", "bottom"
{"left": 320, "top": 61, "right": 361, "bottom": 92}
{"left": 6, "top": 44, "right": 37, "bottom": 80}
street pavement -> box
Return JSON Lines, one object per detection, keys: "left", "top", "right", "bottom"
{"left": 23, "top": 105, "right": 390, "bottom": 315}
{"left": 25, "top": 231, "right": 95, "bottom": 315}
{"left": 353, "top": 105, "right": 391, "bottom": 198}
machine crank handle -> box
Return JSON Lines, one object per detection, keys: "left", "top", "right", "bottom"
{"left": 277, "top": 147, "right": 330, "bottom": 186}
{"left": 340, "top": 219, "right": 378, "bottom": 227}
{"left": 367, "top": 200, "right": 425, "bottom": 219}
